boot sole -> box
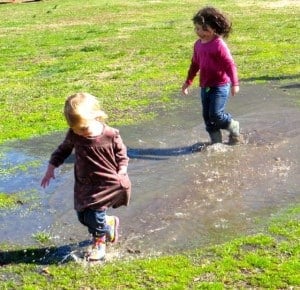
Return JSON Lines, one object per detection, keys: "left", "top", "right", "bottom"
{"left": 111, "top": 216, "right": 119, "bottom": 243}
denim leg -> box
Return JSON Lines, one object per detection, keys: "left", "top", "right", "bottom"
{"left": 201, "top": 85, "right": 231, "bottom": 132}
{"left": 77, "top": 209, "right": 109, "bottom": 237}
{"left": 201, "top": 87, "right": 214, "bottom": 132}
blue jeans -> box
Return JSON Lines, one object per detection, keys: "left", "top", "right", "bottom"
{"left": 77, "top": 209, "right": 109, "bottom": 237}
{"left": 200, "top": 84, "right": 232, "bottom": 133}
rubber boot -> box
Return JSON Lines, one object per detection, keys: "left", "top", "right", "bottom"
{"left": 228, "top": 119, "right": 240, "bottom": 144}
{"left": 209, "top": 130, "right": 222, "bottom": 144}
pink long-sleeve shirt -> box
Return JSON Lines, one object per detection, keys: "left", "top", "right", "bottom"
{"left": 185, "top": 36, "right": 239, "bottom": 88}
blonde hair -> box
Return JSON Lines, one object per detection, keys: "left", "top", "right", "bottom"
{"left": 64, "top": 93, "right": 108, "bottom": 128}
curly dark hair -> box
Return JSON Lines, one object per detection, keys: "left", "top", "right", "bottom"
{"left": 192, "top": 6, "right": 232, "bottom": 38}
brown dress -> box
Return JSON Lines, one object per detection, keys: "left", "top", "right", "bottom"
{"left": 49, "top": 125, "right": 131, "bottom": 211}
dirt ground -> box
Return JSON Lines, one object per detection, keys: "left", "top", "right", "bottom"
{"left": 0, "top": 83, "right": 299, "bottom": 263}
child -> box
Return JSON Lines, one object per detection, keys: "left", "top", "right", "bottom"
{"left": 182, "top": 6, "right": 240, "bottom": 144}
{"left": 41, "top": 93, "right": 131, "bottom": 261}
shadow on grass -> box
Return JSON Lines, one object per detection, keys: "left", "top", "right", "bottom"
{"left": 280, "top": 83, "right": 300, "bottom": 90}
{"left": 240, "top": 74, "right": 300, "bottom": 83}
{"left": 0, "top": 0, "right": 42, "bottom": 4}
{"left": 0, "top": 240, "right": 90, "bottom": 265}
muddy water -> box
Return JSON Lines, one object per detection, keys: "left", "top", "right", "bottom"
{"left": 0, "top": 84, "right": 299, "bottom": 260}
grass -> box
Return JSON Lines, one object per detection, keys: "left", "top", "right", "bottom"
{"left": 0, "top": 0, "right": 299, "bottom": 144}
{"left": 0, "top": 192, "right": 20, "bottom": 209}
{"left": 0, "top": 190, "right": 39, "bottom": 210}
{"left": 0, "top": 205, "right": 299, "bottom": 289}
{"left": 32, "top": 231, "right": 52, "bottom": 245}
{"left": 0, "top": 159, "right": 41, "bottom": 176}
{"left": 0, "top": 0, "right": 299, "bottom": 288}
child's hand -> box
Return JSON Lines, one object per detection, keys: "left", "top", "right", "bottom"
{"left": 181, "top": 83, "right": 189, "bottom": 95}
{"left": 118, "top": 165, "right": 127, "bottom": 175}
{"left": 41, "top": 164, "right": 56, "bottom": 188}
{"left": 231, "top": 85, "right": 240, "bottom": 96}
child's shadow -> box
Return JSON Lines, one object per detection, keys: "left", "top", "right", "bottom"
{"left": 127, "top": 142, "right": 206, "bottom": 161}
{"left": 64, "top": 142, "right": 207, "bottom": 163}
{"left": 0, "top": 240, "right": 90, "bottom": 265}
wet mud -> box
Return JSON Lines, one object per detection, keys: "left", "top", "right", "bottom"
{"left": 0, "top": 83, "right": 299, "bottom": 262}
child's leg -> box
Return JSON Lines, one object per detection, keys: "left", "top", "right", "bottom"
{"left": 201, "top": 88, "right": 222, "bottom": 143}
{"left": 208, "top": 130, "right": 222, "bottom": 144}
{"left": 77, "top": 209, "right": 108, "bottom": 237}
{"left": 201, "top": 87, "right": 213, "bottom": 131}
{"left": 227, "top": 119, "right": 240, "bottom": 144}
{"left": 77, "top": 209, "right": 119, "bottom": 243}
{"left": 77, "top": 209, "right": 108, "bottom": 260}
{"left": 208, "top": 84, "right": 231, "bottom": 130}
{"left": 208, "top": 84, "right": 240, "bottom": 143}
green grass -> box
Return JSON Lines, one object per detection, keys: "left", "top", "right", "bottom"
{"left": 0, "top": 0, "right": 299, "bottom": 288}
{"left": 32, "top": 231, "right": 52, "bottom": 245}
{"left": 0, "top": 0, "right": 299, "bottom": 144}
{"left": 0, "top": 192, "right": 20, "bottom": 209}
{"left": 0, "top": 160, "right": 41, "bottom": 176}
{"left": 0, "top": 190, "right": 39, "bottom": 210}
{"left": 0, "top": 205, "right": 299, "bottom": 289}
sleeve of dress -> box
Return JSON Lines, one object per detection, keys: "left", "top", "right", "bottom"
{"left": 113, "top": 132, "right": 129, "bottom": 168}
{"left": 49, "top": 129, "right": 74, "bottom": 167}
{"left": 185, "top": 42, "right": 200, "bottom": 85}
{"left": 219, "top": 40, "right": 239, "bottom": 86}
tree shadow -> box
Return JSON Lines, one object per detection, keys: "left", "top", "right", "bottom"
{"left": 127, "top": 142, "right": 207, "bottom": 161}
{"left": 280, "top": 83, "right": 300, "bottom": 90}
{"left": 0, "top": 0, "right": 41, "bottom": 3}
{"left": 240, "top": 74, "right": 300, "bottom": 83}
{"left": 0, "top": 240, "right": 90, "bottom": 265}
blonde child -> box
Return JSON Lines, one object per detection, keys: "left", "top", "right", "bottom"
{"left": 41, "top": 93, "right": 131, "bottom": 261}
{"left": 182, "top": 6, "right": 240, "bottom": 144}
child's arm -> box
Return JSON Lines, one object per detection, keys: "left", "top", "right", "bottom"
{"left": 41, "top": 163, "right": 56, "bottom": 188}
{"left": 181, "top": 82, "right": 190, "bottom": 95}
{"left": 182, "top": 42, "right": 200, "bottom": 95}
{"left": 113, "top": 132, "right": 129, "bottom": 175}
{"left": 41, "top": 129, "right": 74, "bottom": 188}
{"left": 231, "top": 85, "right": 240, "bottom": 96}
{"left": 49, "top": 130, "right": 74, "bottom": 167}
{"left": 219, "top": 39, "right": 239, "bottom": 96}
{"left": 182, "top": 61, "right": 199, "bottom": 95}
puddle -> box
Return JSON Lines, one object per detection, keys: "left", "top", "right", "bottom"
{"left": 0, "top": 83, "right": 299, "bottom": 261}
